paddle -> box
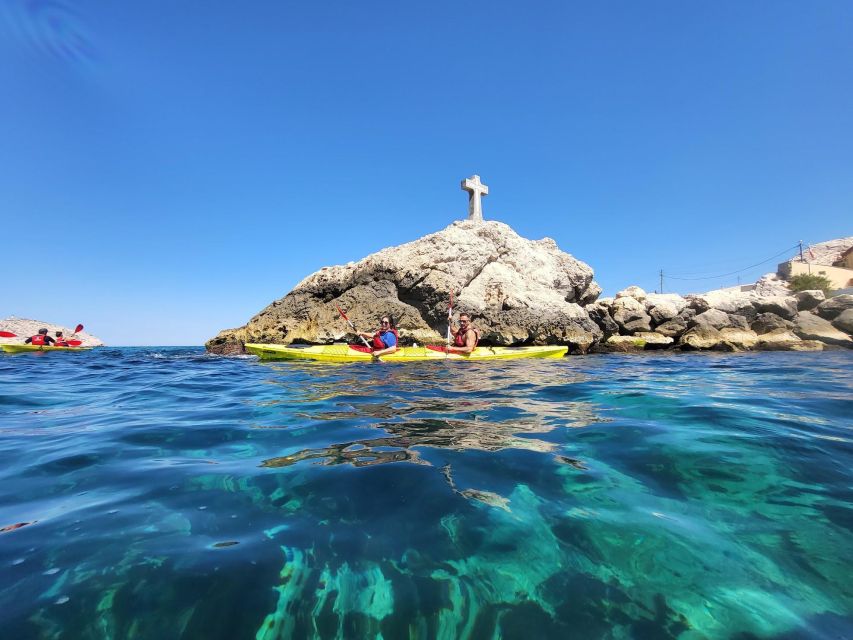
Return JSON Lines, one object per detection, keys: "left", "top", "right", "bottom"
{"left": 65, "top": 323, "right": 84, "bottom": 346}
{"left": 0, "top": 331, "right": 16, "bottom": 338}
{"left": 446, "top": 291, "right": 453, "bottom": 351}
{"left": 335, "top": 306, "right": 374, "bottom": 350}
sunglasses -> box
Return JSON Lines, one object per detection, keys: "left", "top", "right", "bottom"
{"left": 381, "top": 320, "right": 390, "bottom": 325}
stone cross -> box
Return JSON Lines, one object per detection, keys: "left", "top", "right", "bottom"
{"left": 461, "top": 175, "right": 488, "bottom": 222}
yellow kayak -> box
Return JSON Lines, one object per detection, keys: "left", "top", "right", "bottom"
{"left": 245, "top": 343, "right": 568, "bottom": 362}
{"left": 1, "top": 344, "right": 92, "bottom": 354}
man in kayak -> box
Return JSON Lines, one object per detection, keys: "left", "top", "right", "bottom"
{"left": 25, "top": 328, "right": 56, "bottom": 346}
{"left": 447, "top": 313, "right": 480, "bottom": 355}
{"left": 54, "top": 331, "right": 70, "bottom": 347}
{"left": 358, "top": 315, "right": 399, "bottom": 358}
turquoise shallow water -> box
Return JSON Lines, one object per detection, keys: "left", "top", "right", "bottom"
{"left": 0, "top": 348, "right": 851, "bottom": 639}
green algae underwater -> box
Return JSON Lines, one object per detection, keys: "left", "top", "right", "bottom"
{"left": 1, "top": 347, "right": 851, "bottom": 639}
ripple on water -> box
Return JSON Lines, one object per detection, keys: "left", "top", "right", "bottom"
{"left": 0, "top": 347, "right": 851, "bottom": 637}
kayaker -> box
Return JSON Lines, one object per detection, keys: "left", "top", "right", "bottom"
{"left": 54, "top": 331, "right": 70, "bottom": 347}
{"left": 359, "top": 315, "right": 399, "bottom": 357}
{"left": 447, "top": 313, "right": 479, "bottom": 355}
{"left": 25, "top": 328, "right": 56, "bottom": 346}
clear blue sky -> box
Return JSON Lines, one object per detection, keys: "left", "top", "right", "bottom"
{"left": 2, "top": 1, "right": 851, "bottom": 345}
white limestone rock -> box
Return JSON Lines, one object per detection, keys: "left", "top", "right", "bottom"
{"left": 690, "top": 309, "right": 732, "bottom": 331}
{"left": 615, "top": 286, "right": 647, "bottom": 301}
{"left": 610, "top": 296, "right": 652, "bottom": 333}
{"left": 207, "top": 220, "right": 602, "bottom": 352}
{"left": 679, "top": 327, "right": 723, "bottom": 350}
{"left": 719, "top": 328, "right": 759, "bottom": 350}
{"left": 0, "top": 317, "right": 104, "bottom": 347}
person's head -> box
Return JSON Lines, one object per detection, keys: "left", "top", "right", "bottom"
{"left": 38, "top": 328, "right": 48, "bottom": 335}
{"left": 56, "top": 331, "right": 63, "bottom": 337}
{"left": 459, "top": 313, "right": 471, "bottom": 328}
{"left": 380, "top": 315, "right": 395, "bottom": 329}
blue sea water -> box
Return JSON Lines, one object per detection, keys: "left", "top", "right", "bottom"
{"left": 0, "top": 347, "right": 851, "bottom": 639}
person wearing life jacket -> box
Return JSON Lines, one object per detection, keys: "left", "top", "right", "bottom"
{"left": 358, "top": 315, "right": 399, "bottom": 357}
{"left": 25, "top": 328, "right": 56, "bottom": 347}
{"left": 54, "top": 331, "right": 70, "bottom": 347}
{"left": 447, "top": 312, "right": 479, "bottom": 355}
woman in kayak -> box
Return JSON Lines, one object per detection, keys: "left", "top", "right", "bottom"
{"left": 359, "top": 315, "right": 399, "bottom": 357}
{"left": 54, "top": 331, "right": 70, "bottom": 347}
{"left": 447, "top": 313, "right": 480, "bottom": 355}
{"left": 25, "top": 328, "right": 56, "bottom": 346}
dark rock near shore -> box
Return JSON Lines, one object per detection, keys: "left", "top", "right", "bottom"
{"left": 815, "top": 295, "right": 853, "bottom": 321}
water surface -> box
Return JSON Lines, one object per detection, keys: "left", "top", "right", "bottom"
{"left": 1, "top": 348, "right": 851, "bottom": 638}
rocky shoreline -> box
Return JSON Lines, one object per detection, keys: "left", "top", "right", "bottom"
{"left": 588, "top": 286, "right": 852, "bottom": 353}
{"left": 206, "top": 221, "right": 853, "bottom": 355}
{"left": 0, "top": 317, "right": 104, "bottom": 347}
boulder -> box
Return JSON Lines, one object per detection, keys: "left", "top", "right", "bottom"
{"left": 634, "top": 331, "right": 674, "bottom": 349}
{"left": 815, "top": 295, "right": 853, "bottom": 321}
{"left": 649, "top": 301, "right": 679, "bottom": 325}
{"left": 679, "top": 326, "right": 723, "bottom": 350}
{"left": 831, "top": 309, "right": 853, "bottom": 335}
{"left": 644, "top": 293, "right": 688, "bottom": 314}
{"left": 751, "top": 313, "right": 793, "bottom": 335}
{"left": 655, "top": 316, "right": 688, "bottom": 339}
{"left": 586, "top": 302, "right": 619, "bottom": 339}
{"left": 605, "top": 335, "right": 647, "bottom": 353}
{"left": 794, "top": 290, "right": 825, "bottom": 311}
{"left": 206, "top": 220, "right": 602, "bottom": 353}
{"left": 753, "top": 296, "right": 798, "bottom": 320}
{"left": 701, "top": 290, "right": 757, "bottom": 317}
{"left": 615, "top": 286, "right": 646, "bottom": 301}
{"left": 756, "top": 329, "right": 804, "bottom": 351}
{"left": 689, "top": 309, "right": 732, "bottom": 331}
{"left": 727, "top": 315, "right": 750, "bottom": 330}
{"left": 685, "top": 295, "right": 711, "bottom": 314}
{"left": 793, "top": 311, "right": 853, "bottom": 348}
{"left": 611, "top": 296, "right": 652, "bottom": 334}
{"left": 719, "top": 328, "right": 759, "bottom": 351}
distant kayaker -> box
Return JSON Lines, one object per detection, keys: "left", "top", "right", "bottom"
{"left": 359, "top": 315, "right": 399, "bottom": 357}
{"left": 25, "top": 328, "right": 56, "bottom": 346}
{"left": 54, "top": 331, "right": 70, "bottom": 347}
{"left": 447, "top": 313, "right": 479, "bottom": 355}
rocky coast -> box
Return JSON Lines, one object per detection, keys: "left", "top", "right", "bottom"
{"left": 0, "top": 318, "right": 104, "bottom": 347}
{"left": 206, "top": 220, "right": 853, "bottom": 356}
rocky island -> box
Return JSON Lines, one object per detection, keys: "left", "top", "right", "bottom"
{"left": 206, "top": 177, "right": 853, "bottom": 355}
{"left": 0, "top": 317, "right": 104, "bottom": 347}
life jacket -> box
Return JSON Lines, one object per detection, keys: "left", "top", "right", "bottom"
{"left": 31, "top": 334, "right": 49, "bottom": 345}
{"left": 454, "top": 326, "right": 480, "bottom": 348}
{"left": 373, "top": 328, "right": 399, "bottom": 349}
{"left": 55, "top": 337, "right": 70, "bottom": 347}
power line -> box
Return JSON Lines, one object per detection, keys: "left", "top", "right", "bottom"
{"left": 664, "top": 243, "right": 800, "bottom": 282}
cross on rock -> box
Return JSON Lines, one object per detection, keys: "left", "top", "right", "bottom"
{"left": 461, "top": 175, "right": 488, "bottom": 222}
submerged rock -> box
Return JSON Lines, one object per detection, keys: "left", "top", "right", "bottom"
{"left": 207, "top": 220, "right": 602, "bottom": 353}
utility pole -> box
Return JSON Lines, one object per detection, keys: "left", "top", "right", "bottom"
{"left": 659, "top": 269, "right": 664, "bottom": 294}
{"left": 799, "top": 240, "right": 804, "bottom": 263}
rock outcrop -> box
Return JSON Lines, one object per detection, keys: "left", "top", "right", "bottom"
{"left": 0, "top": 317, "right": 104, "bottom": 347}
{"left": 589, "top": 285, "right": 853, "bottom": 353}
{"left": 207, "top": 221, "right": 602, "bottom": 354}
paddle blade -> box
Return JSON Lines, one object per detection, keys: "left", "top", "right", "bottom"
{"left": 74, "top": 324, "right": 84, "bottom": 334}
{"left": 335, "top": 306, "right": 349, "bottom": 322}
{"left": 66, "top": 340, "right": 83, "bottom": 346}
{"left": 0, "top": 331, "right": 16, "bottom": 338}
